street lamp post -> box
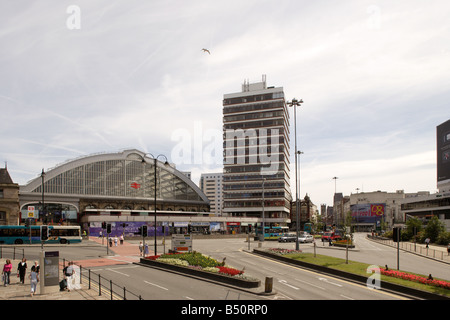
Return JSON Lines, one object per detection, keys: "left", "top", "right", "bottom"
{"left": 287, "top": 98, "right": 303, "bottom": 250}
{"left": 261, "top": 178, "right": 266, "bottom": 242}
{"left": 142, "top": 153, "right": 169, "bottom": 256}
{"left": 41, "top": 169, "right": 45, "bottom": 250}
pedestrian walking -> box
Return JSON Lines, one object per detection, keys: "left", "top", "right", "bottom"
{"left": 139, "top": 241, "right": 143, "bottom": 256}
{"left": 114, "top": 236, "right": 118, "bottom": 246}
{"left": 66, "top": 261, "right": 75, "bottom": 292}
{"left": 120, "top": 234, "right": 124, "bottom": 245}
{"left": 425, "top": 237, "right": 430, "bottom": 248}
{"left": 2, "top": 259, "right": 12, "bottom": 286}
{"left": 144, "top": 243, "right": 149, "bottom": 257}
{"left": 30, "top": 264, "right": 39, "bottom": 297}
{"left": 17, "top": 258, "right": 27, "bottom": 284}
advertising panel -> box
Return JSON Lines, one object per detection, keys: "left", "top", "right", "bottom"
{"left": 351, "top": 203, "right": 385, "bottom": 223}
{"left": 437, "top": 119, "right": 450, "bottom": 186}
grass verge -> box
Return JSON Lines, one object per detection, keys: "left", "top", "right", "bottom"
{"left": 282, "top": 252, "right": 450, "bottom": 297}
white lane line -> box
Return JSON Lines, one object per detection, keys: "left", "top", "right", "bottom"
{"left": 144, "top": 280, "right": 169, "bottom": 291}
{"left": 278, "top": 280, "right": 300, "bottom": 290}
{"left": 318, "top": 277, "right": 343, "bottom": 287}
{"left": 340, "top": 294, "right": 355, "bottom": 300}
{"left": 294, "top": 278, "right": 325, "bottom": 290}
{"left": 105, "top": 268, "right": 130, "bottom": 277}
{"left": 185, "top": 296, "right": 194, "bottom": 300}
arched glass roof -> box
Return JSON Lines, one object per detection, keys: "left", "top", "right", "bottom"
{"left": 21, "top": 149, "right": 209, "bottom": 203}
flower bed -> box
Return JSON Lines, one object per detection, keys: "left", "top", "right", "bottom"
{"left": 380, "top": 268, "right": 450, "bottom": 290}
{"left": 267, "top": 248, "right": 302, "bottom": 255}
{"left": 140, "top": 251, "right": 260, "bottom": 288}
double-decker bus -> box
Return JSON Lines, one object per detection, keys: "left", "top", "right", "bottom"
{"left": 0, "top": 225, "right": 82, "bottom": 244}
{"left": 255, "top": 226, "right": 289, "bottom": 240}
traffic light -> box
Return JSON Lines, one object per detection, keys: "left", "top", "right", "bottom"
{"left": 106, "top": 223, "right": 112, "bottom": 234}
{"left": 393, "top": 227, "right": 401, "bottom": 242}
{"left": 40, "top": 225, "right": 49, "bottom": 241}
{"left": 187, "top": 224, "right": 192, "bottom": 234}
{"left": 102, "top": 222, "right": 106, "bottom": 229}
{"left": 142, "top": 225, "right": 148, "bottom": 237}
{"left": 248, "top": 224, "right": 252, "bottom": 233}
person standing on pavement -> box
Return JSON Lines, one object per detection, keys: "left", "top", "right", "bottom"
{"left": 2, "top": 259, "right": 12, "bottom": 286}
{"left": 17, "top": 258, "right": 27, "bottom": 284}
{"left": 144, "top": 243, "right": 149, "bottom": 257}
{"left": 30, "top": 264, "right": 39, "bottom": 297}
{"left": 139, "top": 242, "right": 143, "bottom": 256}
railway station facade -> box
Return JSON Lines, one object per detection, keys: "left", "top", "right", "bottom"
{"left": 19, "top": 149, "right": 214, "bottom": 236}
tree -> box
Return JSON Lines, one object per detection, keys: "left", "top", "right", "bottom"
{"left": 405, "top": 216, "right": 422, "bottom": 241}
{"left": 424, "top": 216, "right": 445, "bottom": 243}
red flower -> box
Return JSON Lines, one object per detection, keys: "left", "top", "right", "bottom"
{"left": 380, "top": 268, "right": 450, "bottom": 290}
{"left": 217, "top": 266, "right": 243, "bottom": 276}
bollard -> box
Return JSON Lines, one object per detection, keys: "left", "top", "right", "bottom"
{"left": 265, "top": 277, "right": 273, "bottom": 293}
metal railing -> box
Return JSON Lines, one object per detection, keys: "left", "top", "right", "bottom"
{"left": 367, "top": 236, "right": 450, "bottom": 263}
{"left": 0, "top": 246, "right": 25, "bottom": 260}
{"left": 62, "top": 259, "right": 143, "bottom": 300}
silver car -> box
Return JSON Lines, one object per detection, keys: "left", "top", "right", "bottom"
{"left": 298, "top": 234, "right": 314, "bottom": 243}
{"left": 278, "top": 233, "right": 297, "bottom": 242}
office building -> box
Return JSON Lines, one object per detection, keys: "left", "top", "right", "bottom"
{"left": 199, "top": 173, "right": 223, "bottom": 216}
{"left": 222, "top": 76, "right": 291, "bottom": 222}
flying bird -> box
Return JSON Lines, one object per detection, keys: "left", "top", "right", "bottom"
{"left": 202, "top": 48, "right": 210, "bottom": 54}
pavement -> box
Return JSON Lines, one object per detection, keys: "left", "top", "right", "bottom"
{"left": 0, "top": 237, "right": 144, "bottom": 300}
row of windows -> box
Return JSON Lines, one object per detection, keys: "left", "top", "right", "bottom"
{"left": 224, "top": 191, "right": 286, "bottom": 199}
{"left": 224, "top": 163, "right": 285, "bottom": 174}
{"left": 224, "top": 119, "right": 286, "bottom": 131}
{"left": 223, "top": 93, "right": 284, "bottom": 106}
{"left": 224, "top": 110, "right": 286, "bottom": 123}
{"left": 224, "top": 200, "right": 289, "bottom": 208}
{"left": 223, "top": 182, "right": 285, "bottom": 190}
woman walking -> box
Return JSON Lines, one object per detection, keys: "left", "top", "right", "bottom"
{"left": 17, "top": 258, "right": 27, "bottom": 284}
{"left": 30, "top": 264, "right": 39, "bottom": 297}
{"left": 2, "top": 259, "right": 12, "bottom": 286}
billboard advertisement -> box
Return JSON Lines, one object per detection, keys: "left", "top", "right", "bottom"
{"left": 350, "top": 203, "right": 385, "bottom": 224}
{"left": 437, "top": 119, "right": 450, "bottom": 186}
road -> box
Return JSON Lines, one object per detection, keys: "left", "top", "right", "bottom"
{"left": 84, "top": 236, "right": 408, "bottom": 300}
{"left": 8, "top": 233, "right": 448, "bottom": 300}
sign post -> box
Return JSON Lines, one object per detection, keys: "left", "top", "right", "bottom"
{"left": 39, "top": 251, "right": 60, "bottom": 294}
{"left": 171, "top": 234, "right": 192, "bottom": 252}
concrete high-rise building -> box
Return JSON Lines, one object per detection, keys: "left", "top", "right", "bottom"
{"left": 222, "top": 76, "right": 291, "bottom": 222}
{"left": 199, "top": 173, "right": 223, "bottom": 216}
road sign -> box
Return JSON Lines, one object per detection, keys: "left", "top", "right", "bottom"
{"left": 27, "top": 206, "right": 36, "bottom": 218}
{"left": 171, "top": 234, "right": 192, "bottom": 252}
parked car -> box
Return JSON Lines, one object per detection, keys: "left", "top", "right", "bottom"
{"left": 278, "top": 233, "right": 297, "bottom": 242}
{"left": 298, "top": 234, "right": 314, "bottom": 243}
{"left": 321, "top": 231, "right": 342, "bottom": 242}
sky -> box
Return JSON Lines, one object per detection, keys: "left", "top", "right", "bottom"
{"left": 1, "top": 0, "right": 450, "bottom": 208}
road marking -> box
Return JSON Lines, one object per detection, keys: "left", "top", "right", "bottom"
{"left": 294, "top": 278, "right": 325, "bottom": 290}
{"left": 278, "top": 279, "right": 300, "bottom": 290}
{"left": 144, "top": 280, "right": 169, "bottom": 291}
{"left": 340, "top": 294, "right": 355, "bottom": 300}
{"left": 242, "top": 250, "right": 408, "bottom": 300}
{"left": 185, "top": 296, "right": 194, "bottom": 300}
{"left": 105, "top": 268, "right": 130, "bottom": 277}
{"left": 318, "top": 277, "right": 343, "bottom": 287}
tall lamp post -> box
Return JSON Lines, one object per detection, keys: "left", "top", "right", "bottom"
{"left": 287, "top": 98, "right": 303, "bottom": 250}
{"left": 41, "top": 169, "right": 45, "bottom": 223}
{"left": 260, "top": 178, "right": 266, "bottom": 242}
{"left": 142, "top": 153, "right": 169, "bottom": 256}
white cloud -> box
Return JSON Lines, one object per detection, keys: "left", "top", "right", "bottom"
{"left": 1, "top": 0, "right": 449, "bottom": 207}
